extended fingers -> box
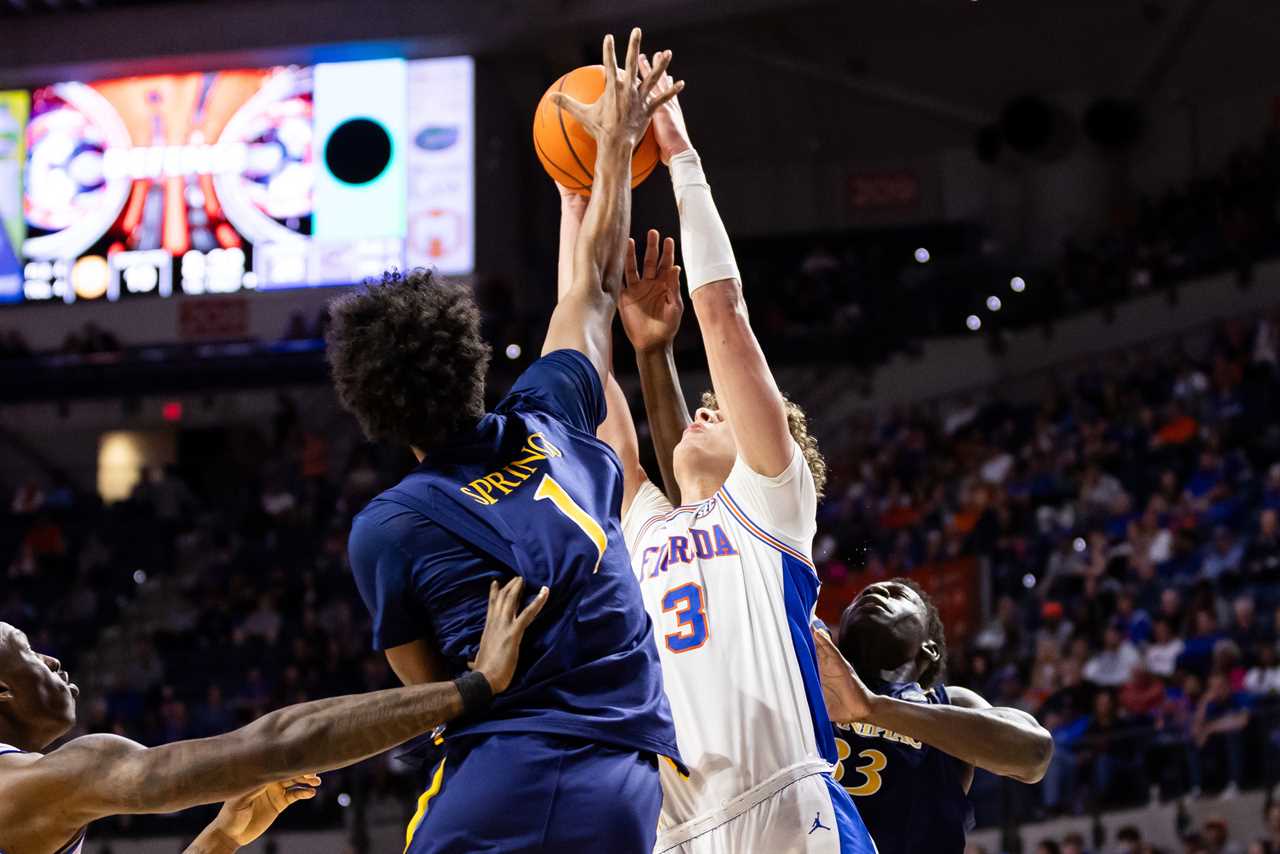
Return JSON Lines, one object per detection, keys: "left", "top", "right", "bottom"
{"left": 625, "top": 238, "right": 640, "bottom": 285}
{"left": 642, "top": 229, "right": 660, "bottom": 279}
{"left": 640, "top": 49, "right": 672, "bottom": 99}
{"left": 622, "top": 28, "right": 641, "bottom": 85}
{"left": 515, "top": 586, "right": 551, "bottom": 631}
{"left": 657, "top": 235, "right": 676, "bottom": 274}
{"left": 548, "top": 91, "right": 591, "bottom": 126}
{"left": 646, "top": 79, "right": 685, "bottom": 115}
{"left": 666, "top": 265, "right": 683, "bottom": 295}
{"left": 500, "top": 576, "right": 524, "bottom": 619}
{"left": 284, "top": 784, "right": 318, "bottom": 804}
{"left": 601, "top": 33, "right": 618, "bottom": 76}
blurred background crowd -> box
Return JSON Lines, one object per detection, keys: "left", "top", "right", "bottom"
{"left": 9, "top": 305, "right": 1280, "bottom": 850}
{"left": 7, "top": 1, "right": 1280, "bottom": 851}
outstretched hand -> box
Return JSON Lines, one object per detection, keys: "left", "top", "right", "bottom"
{"left": 471, "top": 577, "right": 551, "bottom": 694}
{"left": 637, "top": 52, "right": 692, "bottom": 164}
{"left": 621, "top": 229, "right": 683, "bottom": 352}
{"left": 550, "top": 28, "right": 684, "bottom": 149}
{"left": 207, "top": 775, "right": 322, "bottom": 847}
{"left": 813, "top": 627, "right": 875, "bottom": 724}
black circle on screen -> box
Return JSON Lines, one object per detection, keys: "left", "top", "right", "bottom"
{"left": 325, "top": 118, "right": 393, "bottom": 185}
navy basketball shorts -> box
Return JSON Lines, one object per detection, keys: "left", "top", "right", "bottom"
{"left": 404, "top": 732, "right": 663, "bottom": 853}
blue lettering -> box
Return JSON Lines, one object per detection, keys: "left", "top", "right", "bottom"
{"left": 669, "top": 536, "right": 691, "bottom": 565}
{"left": 691, "top": 528, "right": 714, "bottom": 560}
{"left": 713, "top": 525, "right": 738, "bottom": 556}
{"left": 641, "top": 547, "right": 661, "bottom": 579}
{"left": 655, "top": 546, "right": 670, "bottom": 577}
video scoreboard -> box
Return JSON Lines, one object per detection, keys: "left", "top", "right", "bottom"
{"left": 0, "top": 56, "right": 474, "bottom": 305}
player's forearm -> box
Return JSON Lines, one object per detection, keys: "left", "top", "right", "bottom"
{"left": 689, "top": 282, "right": 793, "bottom": 477}
{"left": 865, "top": 696, "right": 1053, "bottom": 783}
{"left": 127, "top": 682, "right": 465, "bottom": 813}
{"left": 671, "top": 147, "right": 792, "bottom": 478}
{"left": 635, "top": 344, "right": 691, "bottom": 503}
{"left": 184, "top": 826, "right": 239, "bottom": 854}
{"left": 557, "top": 192, "right": 588, "bottom": 301}
{"left": 571, "top": 137, "right": 633, "bottom": 304}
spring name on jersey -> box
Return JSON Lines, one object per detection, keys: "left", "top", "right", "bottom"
{"left": 348, "top": 350, "right": 680, "bottom": 760}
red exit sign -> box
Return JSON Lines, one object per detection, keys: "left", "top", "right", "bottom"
{"left": 848, "top": 171, "right": 921, "bottom": 210}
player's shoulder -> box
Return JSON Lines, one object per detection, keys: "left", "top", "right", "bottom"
{"left": 935, "top": 684, "right": 987, "bottom": 709}
{"left": 0, "top": 734, "right": 139, "bottom": 792}
{"left": 354, "top": 487, "right": 428, "bottom": 532}
{"left": 622, "top": 481, "right": 678, "bottom": 542}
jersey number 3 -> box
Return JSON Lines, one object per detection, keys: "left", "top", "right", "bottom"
{"left": 836, "top": 744, "right": 887, "bottom": 797}
{"left": 535, "top": 475, "right": 606, "bottom": 573}
{"left": 662, "top": 583, "right": 710, "bottom": 653}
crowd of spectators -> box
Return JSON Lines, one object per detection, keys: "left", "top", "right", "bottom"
{"left": 810, "top": 309, "right": 1280, "bottom": 842}
{"left": 0, "top": 406, "right": 411, "bottom": 841}
{"left": 8, "top": 310, "right": 1280, "bottom": 848}
{"left": 1018, "top": 803, "right": 1280, "bottom": 854}
{"left": 5, "top": 156, "right": 1280, "bottom": 845}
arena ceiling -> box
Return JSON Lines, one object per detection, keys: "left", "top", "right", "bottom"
{"left": 1, "top": 0, "right": 1275, "bottom": 161}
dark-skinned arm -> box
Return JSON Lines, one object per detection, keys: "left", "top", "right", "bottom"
{"left": 540, "top": 31, "right": 681, "bottom": 381}
{"left": 635, "top": 344, "right": 691, "bottom": 504}
{"left": 4, "top": 579, "right": 547, "bottom": 828}
{"left": 611, "top": 228, "right": 689, "bottom": 509}
{"left": 865, "top": 685, "right": 1053, "bottom": 785}
{"left": 814, "top": 628, "right": 1052, "bottom": 786}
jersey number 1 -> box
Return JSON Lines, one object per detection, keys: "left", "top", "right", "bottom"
{"left": 535, "top": 475, "right": 606, "bottom": 573}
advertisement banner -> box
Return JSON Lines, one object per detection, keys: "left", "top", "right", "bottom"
{"left": 406, "top": 56, "right": 474, "bottom": 276}
{"left": 0, "top": 90, "right": 28, "bottom": 303}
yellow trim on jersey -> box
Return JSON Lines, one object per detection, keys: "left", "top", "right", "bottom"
{"left": 535, "top": 474, "right": 607, "bottom": 573}
{"left": 663, "top": 754, "right": 692, "bottom": 779}
{"left": 404, "top": 756, "right": 447, "bottom": 853}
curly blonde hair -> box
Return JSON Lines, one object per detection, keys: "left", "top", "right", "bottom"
{"left": 700, "top": 391, "right": 828, "bottom": 498}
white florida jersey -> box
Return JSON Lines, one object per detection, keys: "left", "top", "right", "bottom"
{"left": 621, "top": 444, "right": 840, "bottom": 832}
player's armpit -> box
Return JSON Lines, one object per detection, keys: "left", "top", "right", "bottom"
{"left": 385, "top": 637, "right": 450, "bottom": 686}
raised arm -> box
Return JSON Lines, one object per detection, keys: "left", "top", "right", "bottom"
{"left": 618, "top": 229, "right": 691, "bottom": 504}
{"left": 540, "top": 30, "right": 682, "bottom": 381}
{"left": 640, "top": 55, "right": 791, "bottom": 478}
{"left": 814, "top": 629, "right": 1052, "bottom": 786}
{"left": 2, "top": 579, "right": 547, "bottom": 830}
{"left": 552, "top": 181, "right": 648, "bottom": 515}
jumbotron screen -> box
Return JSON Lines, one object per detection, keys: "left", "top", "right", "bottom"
{"left": 0, "top": 57, "right": 473, "bottom": 305}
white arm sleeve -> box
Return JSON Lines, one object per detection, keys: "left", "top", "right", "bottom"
{"left": 722, "top": 441, "right": 817, "bottom": 547}
{"left": 622, "top": 479, "right": 675, "bottom": 551}
{"left": 669, "top": 149, "right": 740, "bottom": 293}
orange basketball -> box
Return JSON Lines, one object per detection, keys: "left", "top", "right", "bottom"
{"left": 533, "top": 65, "right": 660, "bottom": 195}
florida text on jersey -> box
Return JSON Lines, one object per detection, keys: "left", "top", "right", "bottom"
{"left": 621, "top": 446, "right": 875, "bottom": 853}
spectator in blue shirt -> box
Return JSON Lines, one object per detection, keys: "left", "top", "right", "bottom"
{"left": 1202, "top": 526, "right": 1245, "bottom": 581}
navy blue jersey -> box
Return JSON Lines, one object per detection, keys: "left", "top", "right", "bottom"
{"left": 348, "top": 349, "right": 681, "bottom": 762}
{"left": 831, "top": 683, "right": 973, "bottom": 854}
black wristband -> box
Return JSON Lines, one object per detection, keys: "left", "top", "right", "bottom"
{"left": 454, "top": 670, "right": 494, "bottom": 715}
